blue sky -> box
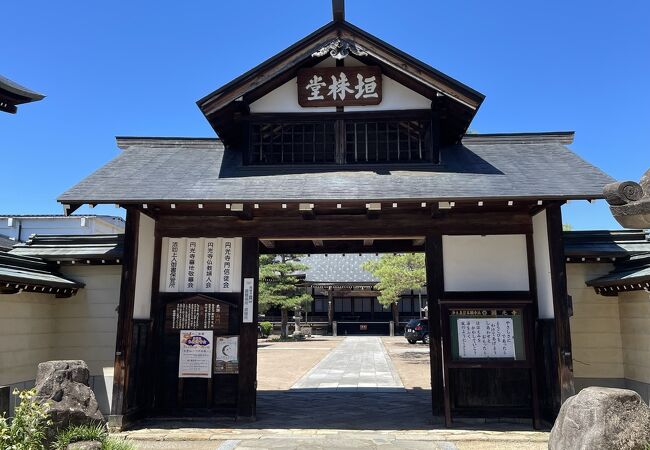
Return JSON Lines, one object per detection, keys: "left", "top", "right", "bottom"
{"left": 2, "top": 1, "right": 649, "bottom": 229}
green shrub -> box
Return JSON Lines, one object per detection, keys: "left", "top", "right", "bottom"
{"left": 53, "top": 422, "right": 136, "bottom": 450}
{"left": 260, "top": 321, "right": 273, "bottom": 337}
{"left": 0, "top": 388, "right": 51, "bottom": 450}
{"left": 103, "top": 437, "right": 136, "bottom": 450}
{"left": 53, "top": 422, "right": 107, "bottom": 450}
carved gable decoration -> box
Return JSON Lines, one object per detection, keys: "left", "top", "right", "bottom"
{"left": 297, "top": 66, "right": 382, "bottom": 107}
{"left": 165, "top": 294, "right": 231, "bottom": 333}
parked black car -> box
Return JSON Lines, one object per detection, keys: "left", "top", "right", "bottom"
{"left": 404, "top": 318, "right": 429, "bottom": 344}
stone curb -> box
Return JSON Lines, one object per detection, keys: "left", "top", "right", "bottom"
{"left": 114, "top": 429, "right": 549, "bottom": 443}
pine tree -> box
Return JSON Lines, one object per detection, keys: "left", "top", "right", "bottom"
{"left": 259, "top": 254, "right": 312, "bottom": 338}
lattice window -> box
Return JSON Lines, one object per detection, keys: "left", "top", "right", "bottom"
{"left": 248, "top": 116, "right": 435, "bottom": 165}
{"left": 250, "top": 122, "right": 336, "bottom": 164}
{"left": 345, "top": 119, "right": 433, "bottom": 163}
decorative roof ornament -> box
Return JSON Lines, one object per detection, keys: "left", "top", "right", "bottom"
{"left": 604, "top": 169, "right": 650, "bottom": 228}
{"left": 311, "top": 38, "right": 368, "bottom": 60}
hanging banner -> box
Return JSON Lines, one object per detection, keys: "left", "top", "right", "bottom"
{"left": 243, "top": 278, "right": 254, "bottom": 323}
{"left": 178, "top": 330, "right": 213, "bottom": 378}
{"left": 183, "top": 238, "right": 203, "bottom": 292}
{"left": 164, "top": 238, "right": 186, "bottom": 292}
{"left": 219, "top": 238, "right": 236, "bottom": 292}
{"left": 201, "top": 238, "right": 221, "bottom": 292}
{"left": 160, "top": 237, "right": 242, "bottom": 293}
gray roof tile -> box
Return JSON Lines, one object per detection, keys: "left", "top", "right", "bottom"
{"left": 58, "top": 134, "right": 614, "bottom": 203}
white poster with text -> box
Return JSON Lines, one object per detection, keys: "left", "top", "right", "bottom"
{"left": 178, "top": 330, "right": 213, "bottom": 378}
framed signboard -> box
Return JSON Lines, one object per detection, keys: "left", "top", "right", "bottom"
{"left": 448, "top": 308, "right": 526, "bottom": 361}
{"left": 297, "top": 66, "right": 382, "bottom": 107}
{"left": 165, "top": 295, "right": 231, "bottom": 334}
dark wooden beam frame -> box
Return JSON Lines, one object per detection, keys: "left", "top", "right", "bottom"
{"left": 156, "top": 211, "right": 532, "bottom": 239}
{"left": 425, "top": 233, "right": 445, "bottom": 420}
{"left": 546, "top": 203, "right": 575, "bottom": 408}
{"left": 109, "top": 208, "right": 140, "bottom": 427}
{"left": 237, "top": 238, "right": 259, "bottom": 419}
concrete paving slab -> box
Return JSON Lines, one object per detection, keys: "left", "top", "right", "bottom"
{"left": 291, "top": 337, "right": 404, "bottom": 392}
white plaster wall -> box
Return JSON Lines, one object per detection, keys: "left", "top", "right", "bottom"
{"left": 0, "top": 292, "right": 56, "bottom": 385}
{"left": 55, "top": 265, "right": 121, "bottom": 413}
{"left": 133, "top": 213, "right": 155, "bottom": 319}
{"left": 532, "top": 211, "right": 554, "bottom": 318}
{"left": 0, "top": 265, "right": 121, "bottom": 414}
{"left": 567, "top": 263, "right": 624, "bottom": 379}
{"left": 619, "top": 290, "right": 650, "bottom": 384}
{"left": 442, "top": 234, "right": 529, "bottom": 292}
{"left": 249, "top": 56, "right": 430, "bottom": 113}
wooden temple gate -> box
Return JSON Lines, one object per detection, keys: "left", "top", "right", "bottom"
{"left": 57, "top": 0, "right": 611, "bottom": 431}
{"left": 104, "top": 202, "right": 575, "bottom": 429}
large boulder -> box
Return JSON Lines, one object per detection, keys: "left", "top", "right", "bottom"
{"left": 549, "top": 386, "right": 650, "bottom": 450}
{"left": 34, "top": 360, "right": 105, "bottom": 436}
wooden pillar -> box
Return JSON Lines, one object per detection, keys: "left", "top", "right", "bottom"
{"left": 237, "top": 237, "right": 259, "bottom": 419}
{"left": 327, "top": 287, "right": 334, "bottom": 327}
{"left": 109, "top": 208, "right": 140, "bottom": 426}
{"left": 546, "top": 204, "right": 575, "bottom": 405}
{"left": 425, "top": 233, "right": 445, "bottom": 419}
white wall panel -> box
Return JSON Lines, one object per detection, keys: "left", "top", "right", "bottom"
{"left": 533, "top": 212, "right": 555, "bottom": 318}
{"left": 249, "top": 54, "right": 430, "bottom": 113}
{"left": 443, "top": 235, "right": 529, "bottom": 292}
{"left": 133, "top": 213, "right": 155, "bottom": 319}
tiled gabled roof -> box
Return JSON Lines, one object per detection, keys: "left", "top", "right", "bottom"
{"left": 58, "top": 133, "right": 613, "bottom": 204}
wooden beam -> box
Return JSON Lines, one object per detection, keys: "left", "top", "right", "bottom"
{"left": 260, "top": 238, "right": 425, "bottom": 255}
{"left": 110, "top": 208, "right": 140, "bottom": 423}
{"left": 332, "top": 0, "right": 345, "bottom": 22}
{"left": 260, "top": 239, "right": 275, "bottom": 249}
{"left": 425, "top": 234, "right": 445, "bottom": 421}
{"left": 237, "top": 237, "right": 259, "bottom": 419}
{"left": 546, "top": 204, "right": 575, "bottom": 407}
{"left": 156, "top": 211, "right": 532, "bottom": 239}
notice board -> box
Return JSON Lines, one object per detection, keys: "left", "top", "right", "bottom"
{"left": 449, "top": 308, "right": 525, "bottom": 361}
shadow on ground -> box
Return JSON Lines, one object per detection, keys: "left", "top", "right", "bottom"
{"left": 127, "top": 390, "right": 537, "bottom": 432}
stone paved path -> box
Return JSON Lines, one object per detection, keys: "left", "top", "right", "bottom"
{"left": 118, "top": 337, "right": 549, "bottom": 449}
{"left": 290, "top": 336, "right": 404, "bottom": 392}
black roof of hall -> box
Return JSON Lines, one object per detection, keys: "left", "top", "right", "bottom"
{"left": 58, "top": 132, "right": 613, "bottom": 205}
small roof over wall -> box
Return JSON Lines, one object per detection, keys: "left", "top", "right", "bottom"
{"left": 0, "top": 252, "right": 83, "bottom": 297}
{"left": 564, "top": 229, "right": 650, "bottom": 296}
{"left": 564, "top": 229, "right": 650, "bottom": 262}
{"left": 0, "top": 235, "right": 18, "bottom": 252}
{"left": 0, "top": 74, "right": 44, "bottom": 114}
{"left": 10, "top": 234, "right": 123, "bottom": 264}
